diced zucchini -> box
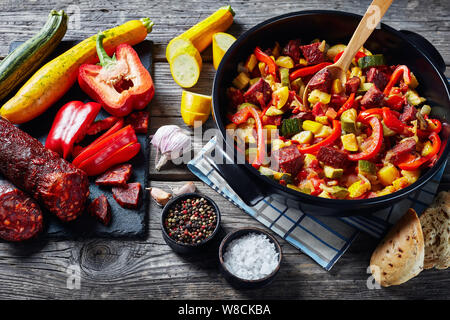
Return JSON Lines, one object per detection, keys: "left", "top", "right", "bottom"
{"left": 235, "top": 124, "right": 256, "bottom": 144}
{"left": 318, "top": 191, "right": 332, "bottom": 199}
{"left": 265, "top": 106, "right": 284, "bottom": 116}
{"left": 420, "top": 105, "right": 431, "bottom": 116}
{"left": 302, "top": 120, "right": 323, "bottom": 134}
{"left": 332, "top": 78, "right": 343, "bottom": 94}
{"left": 278, "top": 173, "right": 293, "bottom": 184}
{"left": 327, "top": 44, "right": 346, "bottom": 60}
{"left": 287, "top": 184, "right": 302, "bottom": 192}
{"left": 377, "top": 186, "right": 396, "bottom": 196}
{"left": 358, "top": 82, "right": 373, "bottom": 92}
{"left": 298, "top": 58, "right": 308, "bottom": 66}
{"left": 377, "top": 164, "right": 400, "bottom": 186}
{"left": 275, "top": 56, "right": 294, "bottom": 69}
{"left": 291, "top": 77, "right": 304, "bottom": 94}
{"left": 279, "top": 67, "right": 290, "bottom": 88}
{"left": 273, "top": 86, "right": 289, "bottom": 109}
{"left": 348, "top": 180, "right": 371, "bottom": 198}
{"left": 406, "top": 90, "right": 426, "bottom": 106}
{"left": 350, "top": 66, "right": 362, "bottom": 78}
{"left": 258, "top": 62, "right": 266, "bottom": 76}
{"left": 324, "top": 165, "right": 344, "bottom": 179}
{"left": 292, "top": 130, "right": 313, "bottom": 144}
{"left": 314, "top": 125, "right": 332, "bottom": 138}
{"left": 329, "top": 186, "right": 349, "bottom": 199}
{"left": 308, "top": 89, "right": 331, "bottom": 105}
{"left": 246, "top": 148, "right": 257, "bottom": 162}
{"left": 341, "top": 133, "right": 358, "bottom": 152}
{"left": 281, "top": 118, "right": 302, "bottom": 137}
{"left": 315, "top": 116, "right": 329, "bottom": 125}
{"left": 259, "top": 166, "right": 275, "bottom": 178}
{"left": 357, "top": 54, "right": 386, "bottom": 69}
{"left": 237, "top": 102, "right": 258, "bottom": 111}
{"left": 232, "top": 72, "right": 250, "bottom": 90}
{"left": 392, "top": 177, "right": 409, "bottom": 191}
{"left": 271, "top": 138, "right": 285, "bottom": 151}
{"left": 401, "top": 169, "right": 420, "bottom": 184}
{"left": 408, "top": 72, "right": 419, "bottom": 89}
{"left": 358, "top": 160, "right": 376, "bottom": 174}
{"left": 245, "top": 54, "right": 258, "bottom": 72}
{"left": 421, "top": 140, "right": 433, "bottom": 157}
{"left": 341, "top": 108, "right": 357, "bottom": 133}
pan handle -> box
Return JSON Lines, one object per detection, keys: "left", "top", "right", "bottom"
{"left": 399, "top": 30, "right": 446, "bottom": 74}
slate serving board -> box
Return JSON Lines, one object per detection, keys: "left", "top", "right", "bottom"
{"left": 6, "top": 40, "right": 153, "bottom": 239}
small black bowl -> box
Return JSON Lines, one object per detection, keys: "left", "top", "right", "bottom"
{"left": 219, "top": 227, "right": 283, "bottom": 290}
{"left": 160, "top": 193, "right": 221, "bottom": 254}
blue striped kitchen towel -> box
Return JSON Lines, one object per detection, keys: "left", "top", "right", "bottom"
{"left": 188, "top": 136, "right": 446, "bottom": 270}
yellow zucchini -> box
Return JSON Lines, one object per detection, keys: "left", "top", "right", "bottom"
{"left": 178, "top": 6, "right": 234, "bottom": 52}
{"left": 1, "top": 18, "right": 153, "bottom": 124}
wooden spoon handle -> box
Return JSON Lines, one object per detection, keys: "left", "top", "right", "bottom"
{"left": 335, "top": 0, "right": 393, "bottom": 71}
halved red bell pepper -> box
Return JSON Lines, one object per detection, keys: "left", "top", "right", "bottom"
{"left": 78, "top": 32, "right": 155, "bottom": 117}
{"left": 383, "top": 65, "right": 412, "bottom": 95}
{"left": 397, "top": 132, "right": 441, "bottom": 170}
{"left": 72, "top": 124, "right": 140, "bottom": 176}
{"left": 254, "top": 47, "right": 278, "bottom": 78}
{"left": 348, "top": 116, "right": 383, "bottom": 161}
{"left": 336, "top": 93, "right": 356, "bottom": 117}
{"left": 289, "top": 62, "right": 332, "bottom": 81}
{"left": 298, "top": 120, "right": 341, "bottom": 153}
{"left": 45, "top": 101, "right": 101, "bottom": 159}
{"left": 382, "top": 107, "right": 412, "bottom": 136}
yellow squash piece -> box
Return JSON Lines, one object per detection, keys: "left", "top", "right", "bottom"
{"left": 1, "top": 18, "right": 153, "bottom": 124}
{"left": 170, "top": 45, "right": 202, "bottom": 88}
{"left": 180, "top": 90, "right": 211, "bottom": 127}
{"left": 212, "top": 32, "right": 236, "bottom": 69}
{"left": 178, "top": 6, "right": 235, "bottom": 53}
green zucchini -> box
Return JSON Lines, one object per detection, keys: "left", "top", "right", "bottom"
{"left": 0, "top": 10, "right": 67, "bottom": 101}
{"left": 281, "top": 118, "right": 302, "bottom": 137}
{"left": 358, "top": 54, "right": 385, "bottom": 69}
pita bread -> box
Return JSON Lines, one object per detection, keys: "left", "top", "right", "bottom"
{"left": 420, "top": 191, "right": 450, "bottom": 270}
{"left": 370, "top": 208, "right": 424, "bottom": 287}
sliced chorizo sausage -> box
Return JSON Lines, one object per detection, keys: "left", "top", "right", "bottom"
{"left": 0, "top": 178, "right": 43, "bottom": 241}
{"left": 0, "top": 118, "right": 89, "bottom": 222}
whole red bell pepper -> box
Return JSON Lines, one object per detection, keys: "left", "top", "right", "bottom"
{"left": 348, "top": 116, "right": 383, "bottom": 161}
{"left": 45, "top": 101, "right": 101, "bottom": 159}
{"left": 383, "top": 65, "right": 412, "bottom": 95}
{"left": 298, "top": 120, "right": 341, "bottom": 154}
{"left": 254, "top": 47, "right": 278, "bottom": 78}
{"left": 78, "top": 32, "right": 155, "bottom": 117}
{"left": 397, "top": 132, "right": 441, "bottom": 170}
{"left": 289, "top": 62, "right": 332, "bottom": 81}
{"left": 72, "top": 124, "right": 140, "bottom": 176}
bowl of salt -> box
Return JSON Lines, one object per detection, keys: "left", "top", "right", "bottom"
{"left": 218, "top": 227, "right": 283, "bottom": 289}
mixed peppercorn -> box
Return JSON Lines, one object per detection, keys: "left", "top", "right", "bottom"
{"left": 164, "top": 197, "right": 218, "bottom": 244}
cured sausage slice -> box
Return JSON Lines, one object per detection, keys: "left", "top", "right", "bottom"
{"left": 88, "top": 194, "right": 111, "bottom": 226}
{"left": 0, "top": 118, "right": 89, "bottom": 222}
{"left": 0, "top": 178, "right": 43, "bottom": 241}
{"left": 95, "top": 164, "right": 132, "bottom": 187}
{"left": 112, "top": 182, "right": 142, "bottom": 209}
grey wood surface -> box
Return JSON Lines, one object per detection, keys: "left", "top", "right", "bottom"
{"left": 0, "top": 0, "right": 449, "bottom": 300}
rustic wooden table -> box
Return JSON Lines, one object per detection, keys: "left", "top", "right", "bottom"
{"left": 0, "top": 0, "right": 449, "bottom": 300}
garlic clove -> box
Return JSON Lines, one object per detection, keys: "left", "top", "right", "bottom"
{"left": 172, "top": 182, "right": 197, "bottom": 196}
{"left": 149, "top": 187, "right": 172, "bottom": 206}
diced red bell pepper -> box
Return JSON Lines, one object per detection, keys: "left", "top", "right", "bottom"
{"left": 298, "top": 120, "right": 341, "bottom": 153}
{"left": 254, "top": 47, "right": 278, "bottom": 78}
{"left": 384, "top": 94, "right": 406, "bottom": 111}
{"left": 382, "top": 107, "right": 412, "bottom": 136}
{"left": 348, "top": 116, "right": 383, "bottom": 161}
{"left": 72, "top": 124, "right": 140, "bottom": 176}
{"left": 78, "top": 32, "right": 155, "bottom": 117}
{"left": 312, "top": 102, "right": 326, "bottom": 116}
{"left": 45, "top": 101, "right": 101, "bottom": 159}
{"left": 383, "top": 65, "right": 412, "bottom": 95}
{"left": 397, "top": 132, "right": 441, "bottom": 170}
{"left": 289, "top": 62, "right": 332, "bottom": 81}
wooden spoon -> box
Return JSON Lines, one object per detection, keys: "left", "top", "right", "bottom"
{"left": 302, "top": 0, "right": 393, "bottom": 107}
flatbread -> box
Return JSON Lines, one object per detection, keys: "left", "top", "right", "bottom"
{"left": 370, "top": 208, "right": 424, "bottom": 287}
{"left": 420, "top": 191, "right": 450, "bottom": 270}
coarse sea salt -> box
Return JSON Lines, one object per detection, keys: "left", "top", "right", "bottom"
{"left": 223, "top": 233, "right": 279, "bottom": 280}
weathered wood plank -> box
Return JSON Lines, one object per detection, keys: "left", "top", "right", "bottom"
{"left": 0, "top": 0, "right": 448, "bottom": 64}
{"left": 0, "top": 180, "right": 448, "bottom": 300}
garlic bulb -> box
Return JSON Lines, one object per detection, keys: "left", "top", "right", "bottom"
{"left": 150, "top": 125, "right": 191, "bottom": 170}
